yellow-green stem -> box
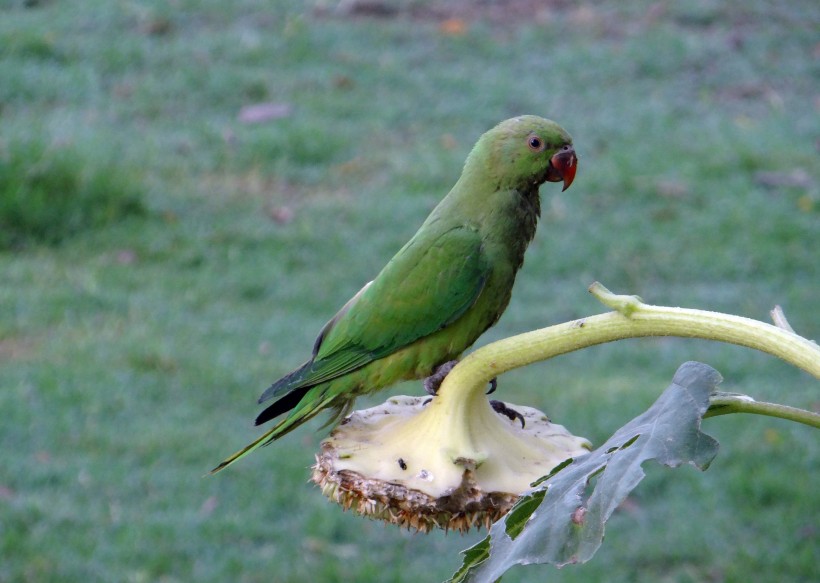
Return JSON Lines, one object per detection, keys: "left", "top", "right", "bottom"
{"left": 436, "top": 283, "right": 820, "bottom": 409}
{"left": 706, "top": 394, "right": 820, "bottom": 428}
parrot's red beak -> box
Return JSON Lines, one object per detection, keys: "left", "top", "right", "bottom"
{"left": 547, "top": 146, "right": 577, "bottom": 192}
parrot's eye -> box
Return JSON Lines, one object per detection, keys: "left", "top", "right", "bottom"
{"left": 527, "top": 136, "right": 544, "bottom": 152}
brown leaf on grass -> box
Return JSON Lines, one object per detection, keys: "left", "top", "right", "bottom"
{"left": 440, "top": 133, "right": 457, "bottom": 150}
{"left": 238, "top": 103, "right": 292, "bottom": 124}
{"left": 333, "top": 75, "right": 355, "bottom": 90}
{"left": 336, "top": 0, "right": 399, "bottom": 18}
{"left": 568, "top": 4, "right": 599, "bottom": 27}
{"left": 138, "top": 16, "right": 174, "bottom": 37}
{"left": 199, "top": 496, "right": 219, "bottom": 517}
{"left": 439, "top": 18, "right": 468, "bottom": 36}
{"left": 0, "top": 337, "right": 36, "bottom": 361}
{"left": 268, "top": 205, "right": 295, "bottom": 225}
{"left": 796, "top": 195, "right": 815, "bottom": 213}
{"left": 754, "top": 169, "right": 812, "bottom": 190}
{"left": 655, "top": 178, "right": 689, "bottom": 199}
{"left": 333, "top": 157, "right": 365, "bottom": 176}
{"left": 116, "top": 249, "right": 138, "bottom": 265}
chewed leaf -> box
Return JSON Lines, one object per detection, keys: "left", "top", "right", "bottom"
{"left": 505, "top": 489, "right": 546, "bottom": 540}
{"left": 448, "top": 361, "right": 722, "bottom": 583}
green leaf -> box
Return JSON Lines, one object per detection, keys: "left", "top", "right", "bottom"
{"left": 448, "top": 361, "right": 722, "bottom": 583}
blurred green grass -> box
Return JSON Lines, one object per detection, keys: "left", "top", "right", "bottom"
{"left": 0, "top": 0, "right": 818, "bottom": 581}
{"left": 0, "top": 138, "right": 146, "bottom": 249}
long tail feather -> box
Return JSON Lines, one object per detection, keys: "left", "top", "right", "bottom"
{"left": 210, "top": 389, "right": 339, "bottom": 474}
{"left": 209, "top": 424, "right": 281, "bottom": 474}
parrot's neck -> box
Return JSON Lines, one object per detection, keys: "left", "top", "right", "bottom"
{"left": 485, "top": 183, "right": 541, "bottom": 268}
{"left": 427, "top": 174, "right": 541, "bottom": 271}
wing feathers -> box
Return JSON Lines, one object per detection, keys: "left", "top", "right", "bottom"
{"left": 256, "top": 226, "right": 490, "bottom": 414}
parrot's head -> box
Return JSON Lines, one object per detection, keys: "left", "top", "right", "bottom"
{"left": 472, "top": 116, "right": 577, "bottom": 192}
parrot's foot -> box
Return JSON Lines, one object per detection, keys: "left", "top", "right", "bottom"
{"left": 423, "top": 360, "right": 459, "bottom": 396}
{"left": 490, "top": 400, "right": 525, "bottom": 428}
{"left": 486, "top": 377, "right": 498, "bottom": 395}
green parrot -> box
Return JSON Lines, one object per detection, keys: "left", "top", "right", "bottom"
{"left": 212, "top": 115, "right": 577, "bottom": 473}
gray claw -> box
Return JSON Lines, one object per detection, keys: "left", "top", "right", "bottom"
{"left": 423, "top": 360, "right": 459, "bottom": 396}
{"left": 490, "top": 400, "right": 525, "bottom": 428}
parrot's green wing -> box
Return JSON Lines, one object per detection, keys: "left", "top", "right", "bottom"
{"left": 259, "top": 225, "right": 489, "bottom": 402}
{"left": 318, "top": 225, "right": 490, "bottom": 360}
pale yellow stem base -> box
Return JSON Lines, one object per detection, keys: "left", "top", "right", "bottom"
{"left": 438, "top": 282, "right": 819, "bottom": 407}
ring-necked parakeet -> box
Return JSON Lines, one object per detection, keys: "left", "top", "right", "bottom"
{"left": 212, "top": 115, "right": 577, "bottom": 473}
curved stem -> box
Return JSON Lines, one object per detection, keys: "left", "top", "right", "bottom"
{"left": 436, "top": 283, "right": 820, "bottom": 411}
{"left": 706, "top": 393, "right": 820, "bottom": 428}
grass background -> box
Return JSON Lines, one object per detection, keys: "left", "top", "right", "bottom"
{"left": 1, "top": 0, "right": 818, "bottom": 581}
